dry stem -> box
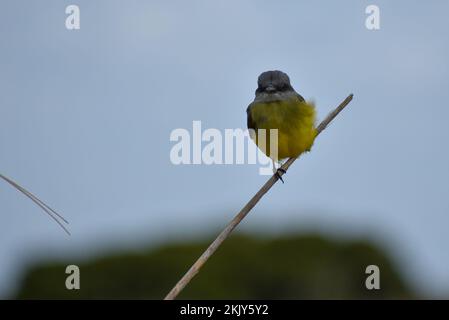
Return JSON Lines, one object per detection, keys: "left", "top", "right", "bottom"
{"left": 164, "top": 94, "right": 353, "bottom": 300}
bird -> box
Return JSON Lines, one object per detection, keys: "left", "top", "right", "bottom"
{"left": 247, "top": 70, "right": 317, "bottom": 182}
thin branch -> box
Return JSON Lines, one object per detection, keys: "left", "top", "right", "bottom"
{"left": 164, "top": 94, "right": 354, "bottom": 300}
{"left": 0, "top": 173, "right": 70, "bottom": 235}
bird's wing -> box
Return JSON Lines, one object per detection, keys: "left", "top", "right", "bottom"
{"left": 296, "top": 92, "right": 305, "bottom": 102}
{"left": 246, "top": 103, "right": 258, "bottom": 141}
{"left": 246, "top": 103, "right": 257, "bottom": 130}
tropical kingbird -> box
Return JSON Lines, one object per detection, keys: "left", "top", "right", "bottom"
{"left": 247, "top": 70, "right": 317, "bottom": 182}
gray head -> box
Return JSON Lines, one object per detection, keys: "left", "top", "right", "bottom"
{"left": 256, "top": 70, "right": 295, "bottom": 95}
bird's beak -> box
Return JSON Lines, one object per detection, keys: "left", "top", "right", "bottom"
{"left": 265, "top": 85, "right": 276, "bottom": 93}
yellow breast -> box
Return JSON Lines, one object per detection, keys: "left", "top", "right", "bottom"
{"left": 248, "top": 97, "right": 317, "bottom": 161}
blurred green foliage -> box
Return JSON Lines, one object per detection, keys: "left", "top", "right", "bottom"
{"left": 14, "top": 233, "right": 414, "bottom": 299}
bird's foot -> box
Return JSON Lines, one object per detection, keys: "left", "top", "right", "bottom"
{"left": 275, "top": 168, "right": 286, "bottom": 184}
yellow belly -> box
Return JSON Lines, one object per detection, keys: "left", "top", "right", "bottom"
{"left": 248, "top": 98, "right": 317, "bottom": 161}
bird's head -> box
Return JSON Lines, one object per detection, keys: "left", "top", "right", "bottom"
{"left": 256, "top": 70, "right": 294, "bottom": 95}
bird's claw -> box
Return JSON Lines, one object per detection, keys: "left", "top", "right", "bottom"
{"left": 275, "top": 168, "right": 286, "bottom": 183}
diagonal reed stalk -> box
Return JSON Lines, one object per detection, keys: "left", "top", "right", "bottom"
{"left": 164, "top": 94, "right": 353, "bottom": 300}
{"left": 0, "top": 173, "right": 70, "bottom": 235}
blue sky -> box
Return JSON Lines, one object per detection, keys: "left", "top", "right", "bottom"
{"left": 1, "top": 1, "right": 449, "bottom": 297}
